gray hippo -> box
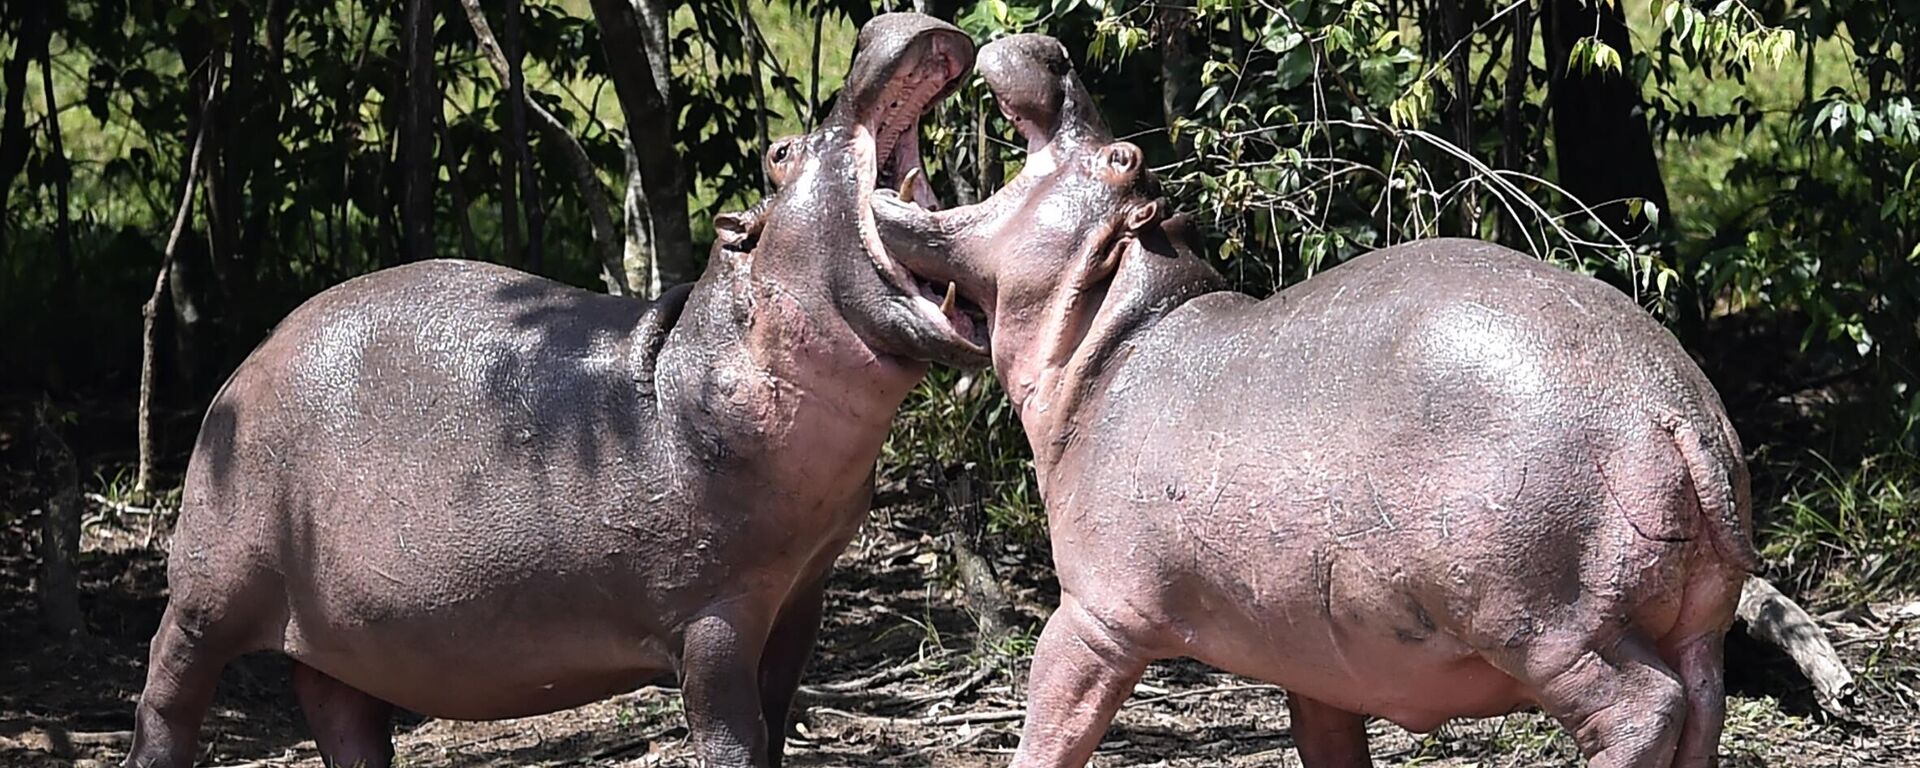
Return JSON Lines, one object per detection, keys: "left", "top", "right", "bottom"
{"left": 874, "top": 34, "right": 1757, "bottom": 768}
{"left": 125, "top": 13, "right": 985, "bottom": 768}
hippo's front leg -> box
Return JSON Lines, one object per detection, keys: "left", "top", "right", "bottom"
{"left": 1009, "top": 595, "right": 1150, "bottom": 768}
{"left": 757, "top": 572, "right": 830, "bottom": 767}
{"left": 1285, "top": 694, "right": 1371, "bottom": 768}
{"left": 682, "top": 610, "right": 776, "bottom": 767}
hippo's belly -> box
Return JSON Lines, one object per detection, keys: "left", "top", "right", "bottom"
{"left": 1192, "top": 617, "right": 1536, "bottom": 732}
{"left": 275, "top": 560, "right": 684, "bottom": 719}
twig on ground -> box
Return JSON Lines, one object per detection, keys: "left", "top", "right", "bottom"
{"left": 891, "top": 661, "right": 998, "bottom": 706}
{"left": 799, "top": 650, "right": 960, "bottom": 697}
{"left": 85, "top": 492, "right": 166, "bottom": 516}
{"left": 1128, "top": 683, "right": 1283, "bottom": 709}
{"left": 815, "top": 706, "right": 1026, "bottom": 727}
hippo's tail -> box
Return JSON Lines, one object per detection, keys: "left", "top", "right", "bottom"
{"left": 1667, "top": 413, "right": 1763, "bottom": 573}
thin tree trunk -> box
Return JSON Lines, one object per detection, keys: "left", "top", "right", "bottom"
{"left": 438, "top": 110, "right": 483, "bottom": 263}
{"left": 590, "top": 0, "right": 697, "bottom": 286}
{"left": 808, "top": 5, "right": 825, "bottom": 127}
{"left": 40, "top": 43, "right": 74, "bottom": 289}
{"left": 503, "top": 0, "right": 545, "bottom": 271}
{"left": 0, "top": 0, "right": 49, "bottom": 251}
{"left": 401, "top": 0, "right": 437, "bottom": 261}
{"left": 738, "top": 0, "right": 772, "bottom": 194}
{"left": 937, "top": 469, "right": 1019, "bottom": 649}
{"left": 1496, "top": 0, "right": 1535, "bottom": 246}
{"left": 459, "top": 0, "right": 629, "bottom": 294}
{"left": 136, "top": 92, "right": 214, "bottom": 496}
{"left": 624, "top": 138, "right": 660, "bottom": 299}
{"left": 33, "top": 398, "right": 85, "bottom": 639}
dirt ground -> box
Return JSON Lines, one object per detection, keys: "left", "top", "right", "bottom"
{"left": 4, "top": 502, "right": 1918, "bottom": 768}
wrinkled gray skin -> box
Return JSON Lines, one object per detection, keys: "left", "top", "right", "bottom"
{"left": 876, "top": 35, "right": 1759, "bottom": 768}
{"left": 125, "top": 14, "right": 984, "bottom": 768}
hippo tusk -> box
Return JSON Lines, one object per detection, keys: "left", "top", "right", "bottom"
{"left": 940, "top": 281, "right": 958, "bottom": 315}
{"left": 898, "top": 167, "right": 923, "bottom": 204}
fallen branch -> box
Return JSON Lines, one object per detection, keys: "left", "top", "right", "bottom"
{"left": 84, "top": 492, "right": 166, "bottom": 516}
{"left": 1737, "top": 574, "right": 1856, "bottom": 717}
{"left": 800, "top": 650, "right": 960, "bottom": 698}
{"left": 814, "top": 706, "right": 1025, "bottom": 727}
{"left": 1128, "top": 683, "right": 1282, "bottom": 709}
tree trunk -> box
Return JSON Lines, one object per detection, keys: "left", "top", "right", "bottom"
{"left": 1541, "top": 0, "right": 1669, "bottom": 235}
{"left": 1496, "top": 0, "right": 1536, "bottom": 246}
{"left": 0, "top": 0, "right": 49, "bottom": 250}
{"left": 33, "top": 398, "right": 85, "bottom": 639}
{"left": 590, "top": 0, "right": 697, "bottom": 286}
{"left": 401, "top": 0, "right": 437, "bottom": 261}
{"left": 503, "top": 0, "right": 545, "bottom": 271}
{"left": 1542, "top": 0, "right": 1697, "bottom": 335}
{"left": 40, "top": 41, "right": 74, "bottom": 294}
{"left": 439, "top": 110, "right": 484, "bottom": 263}
{"left": 1154, "top": 3, "right": 1200, "bottom": 159}
{"left": 937, "top": 469, "right": 1019, "bottom": 650}
{"left": 136, "top": 87, "right": 214, "bottom": 496}
{"left": 459, "top": 0, "right": 629, "bottom": 294}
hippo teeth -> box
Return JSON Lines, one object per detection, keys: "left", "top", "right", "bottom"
{"left": 940, "top": 281, "right": 957, "bottom": 314}
{"left": 898, "top": 167, "right": 922, "bottom": 204}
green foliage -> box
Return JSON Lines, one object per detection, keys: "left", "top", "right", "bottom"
{"left": 1765, "top": 450, "right": 1920, "bottom": 603}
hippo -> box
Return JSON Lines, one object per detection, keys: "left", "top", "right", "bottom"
{"left": 124, "top": 13, "right": 987, "bottom": 768}
{"left": 873, "top": 34, "right": 1759, "bottom": 768}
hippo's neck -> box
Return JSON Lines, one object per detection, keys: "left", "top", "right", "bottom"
{"left": 1009, "top": 225, "right": 1229, "bottom": 472}
{"left": 654, "top": 257, "right": 923, "bottom": 482}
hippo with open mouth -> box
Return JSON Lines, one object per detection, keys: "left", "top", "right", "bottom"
{"left": 874, "top": 34, "right": 1757, "bottom": 768}
{"left": 124, "top": 13, "right": 987, "bottom": 768}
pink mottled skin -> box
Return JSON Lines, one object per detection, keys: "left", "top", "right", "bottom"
{"left": 873, "top": 35, "right": 1758, "bottom": 768}
{"left": 123, "top": 14, "right": 989, "bottom": 768}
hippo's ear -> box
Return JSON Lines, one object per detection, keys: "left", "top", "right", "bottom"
{"left": 715, "top": 209, "right": 762, "bottom": 255}
{"left": 1124, "top": 199, "right": 1161, "bottom": 234}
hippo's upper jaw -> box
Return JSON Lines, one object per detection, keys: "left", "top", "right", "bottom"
{"left": 777, "top": 12, "right": 988, "bottom": 369}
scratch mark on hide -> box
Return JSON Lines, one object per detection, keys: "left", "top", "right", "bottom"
{"left": 1593, "top": 456, "right": 1693, "bottom": 545}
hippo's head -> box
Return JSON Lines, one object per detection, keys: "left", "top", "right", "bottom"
{"left": 715, "top": 12, "right": 989, "bottom": 369}
{"left": 873, "top": 34, "right": 1216, "bottom": 399}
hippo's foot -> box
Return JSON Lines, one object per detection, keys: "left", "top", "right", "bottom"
{"left": 1285, "top": 694, "right": 1371, "bottom": 768}
{"left": 292, "top": 663, "right": 395, "bottom": 768}
{"left": 125, "top": 607, "right": 231, "bottom": 768}
{"left": 1008, "top": 597, "right": 1149, "bottom": 768}
{"left": 1502, "top": 632, "right": 1687, "bottom": 768}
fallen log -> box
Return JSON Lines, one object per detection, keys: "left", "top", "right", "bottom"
{"left": 1737, "top": 575, "right": 1856, "bottom": 718}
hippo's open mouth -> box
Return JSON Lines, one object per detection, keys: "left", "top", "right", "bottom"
{"left": 854, "top": 33, "right": 989, "bottom": 360}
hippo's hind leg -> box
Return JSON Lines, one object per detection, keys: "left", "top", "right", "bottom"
{"left": 125, "top": 605, "right": 236, "bottom": 767}
{"left": 1285, "top": 694, "right": 1371, "bottom": 768}
{"left": 1662, "top": 567, "right": 1743, "bottom": 768}
{"left": 1008, "top": 595, "right": 1150, "bottom": 768}
{"left": 292, "top": 663, "right": 395, "bottom": 768}
{"left": 757, "top": 573, "right": 829, "bottom": 767}
{"left": 1491, "top": 632, "right": 1687, "bottom": 768}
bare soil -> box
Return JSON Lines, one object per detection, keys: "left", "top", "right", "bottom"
{"left": 3, "top": 503, "right": 1917, "bottom": 767}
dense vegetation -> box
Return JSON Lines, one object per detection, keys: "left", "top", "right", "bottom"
{"left": 2, "top": 0, "right": 1915, "bottom": 618}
